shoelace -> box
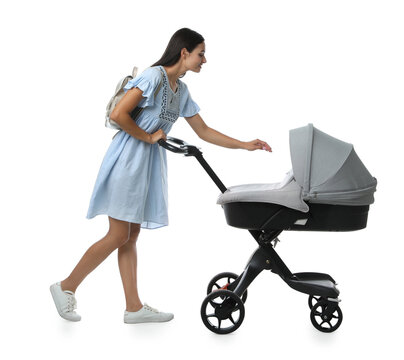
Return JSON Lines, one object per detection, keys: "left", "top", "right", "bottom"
{"left": 143, "top": 303, "right": 159, "bottom": 313}
{"left": 64, "top": 291, "right": 77, "bottom": 312}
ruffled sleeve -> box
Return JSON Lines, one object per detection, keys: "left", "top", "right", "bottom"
{"left": 179, "top": 82, "right": 200, "bottom": 118}
{"left": 123, "top": 67, "right": 162, "bottom": 107}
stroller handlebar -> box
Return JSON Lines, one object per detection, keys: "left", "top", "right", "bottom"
{"left": 157, "top": 137, "right": 201, "bottom": 156}
{"left": 157, "top": 136, "right": 228, "bottom": 193}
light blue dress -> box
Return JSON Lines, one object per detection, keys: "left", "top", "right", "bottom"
{"left": 86, "top": 66, "right": 200, "bottom": 229}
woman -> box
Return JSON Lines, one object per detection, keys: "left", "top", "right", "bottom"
{"left": 50, "top": 28, "right": 271, "bottom": 324}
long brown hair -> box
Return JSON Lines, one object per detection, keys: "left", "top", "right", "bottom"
{"left": 152, "top": 28, "right": 204, "bottom": 67}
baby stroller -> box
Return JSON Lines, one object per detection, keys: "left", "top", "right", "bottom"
{"left": 159, "top": 124, "right": 377, "bottom": 334}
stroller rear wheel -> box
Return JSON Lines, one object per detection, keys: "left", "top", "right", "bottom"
{"left": 201, "top": 289, "right": 245, "bottom": 334}
{"left": 207, "top": 272, "right": 248, "bottom": 307}
{"left": 308, "top": 295, "right": 326, "bottom": 309}
{"left": 310, "top": 300, "right": 343, "bottom": 332}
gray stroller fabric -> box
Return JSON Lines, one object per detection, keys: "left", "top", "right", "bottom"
{"left": 217, "top": 171, "right": 310, "bottom": 213}
{"left": 217, "top": 123, "right": 376, "bottom": 211}
{"left": 290, "top": 124, "right": 377, "bottom": 205}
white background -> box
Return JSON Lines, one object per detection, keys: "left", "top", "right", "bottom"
{"left": 1, "top": 0, "right": 403, "bottom": 359}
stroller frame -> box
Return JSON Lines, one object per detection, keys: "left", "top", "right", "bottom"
{"left": 159, "top": 137, "right": 344, "bottom": 334}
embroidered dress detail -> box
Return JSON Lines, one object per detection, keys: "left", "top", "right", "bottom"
{"left": 158, "top": 67, "right": 181, "bottom": 124}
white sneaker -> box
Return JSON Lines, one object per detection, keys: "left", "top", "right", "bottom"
{"left": 124, "top": 303, "right": 174, "bottom": 324}
{"left": 50, "top": 282, "right": 81, "bottom": 322}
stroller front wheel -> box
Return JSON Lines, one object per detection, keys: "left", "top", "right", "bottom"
{"left": 310, "top": 300, "right": 343, "bottom": 333}
{"left": 201, "top": 290, "right": 245, "bottom": 334}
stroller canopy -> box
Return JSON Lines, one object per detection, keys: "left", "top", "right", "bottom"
{"left": 290, "top": 124, "right": 377, "bottom": 206}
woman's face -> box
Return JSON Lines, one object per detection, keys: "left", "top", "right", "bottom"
{"left": 185, "top": 42, "right": 207, "bottom": 73}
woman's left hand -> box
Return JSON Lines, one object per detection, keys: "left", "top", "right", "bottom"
{"left": 243, "top": 139, "right": 272, "bottom": 152}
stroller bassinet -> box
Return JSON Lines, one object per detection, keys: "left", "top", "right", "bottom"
{"left": 217, "top": 123, "right": 376, "bottom": 232}
{"left": 159, "top": 124, "right": 377, "bottom": 335}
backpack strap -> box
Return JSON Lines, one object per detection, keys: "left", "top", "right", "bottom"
{"left": 132, "top": 66, "right": 138, "bottom": 78}
{"left": 112, "top": 68, "right": 164, "bottom": 139}
{"left": 154, "top": 72, "right": 163, "bottom": 97}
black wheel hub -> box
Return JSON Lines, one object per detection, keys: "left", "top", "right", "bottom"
{"left": 215, "top": 299, "right": 237, "bottom": 320}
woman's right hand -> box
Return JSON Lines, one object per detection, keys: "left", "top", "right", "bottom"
{"left": 149, "top": 129, "right": 167, "bottom": 144}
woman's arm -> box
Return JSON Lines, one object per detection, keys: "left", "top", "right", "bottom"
{"left": 185, "top": 114, "right": 271, "bottom": 151}
{"left": 110, "top": 88, "right": 166, "bottom": 144}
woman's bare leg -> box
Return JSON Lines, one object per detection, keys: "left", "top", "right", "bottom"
{"left": 118, "top": 223, "right": 142, "bottom": 312}
{"left": 61, "top": 217, "right": 130, "bottom": 293}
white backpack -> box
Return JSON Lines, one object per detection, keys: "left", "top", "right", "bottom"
{"left": 105, "top": 66, "right": 163, "bottom": 130}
